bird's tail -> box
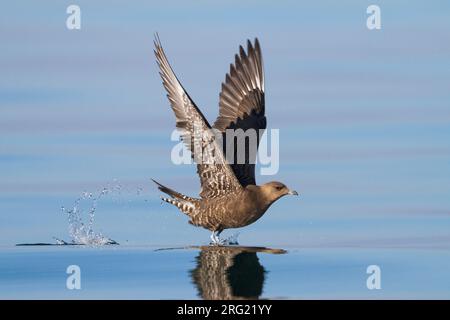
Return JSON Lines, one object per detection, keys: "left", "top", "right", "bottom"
{"left": 151, "top": 179, "right": 197, "bottom": 215}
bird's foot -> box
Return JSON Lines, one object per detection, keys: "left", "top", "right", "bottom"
{"left": 209, "top": 231, "right": 225, "bottom": 246}
{"left": 209, "top": 239, "right": 226, "bottom": 246}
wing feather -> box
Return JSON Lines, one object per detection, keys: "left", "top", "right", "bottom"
{"left": 154, "top": 35, "right": 242, "bottom": 198}
{"left": 213, "top": 38, "right": 266, "bottom": 187}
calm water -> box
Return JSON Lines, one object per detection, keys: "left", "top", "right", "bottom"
{"left": 1, "top": 1, "right": 450, "bottom": 299}
{"left": 1, "top": 245, "right": 450, "bottom": 299}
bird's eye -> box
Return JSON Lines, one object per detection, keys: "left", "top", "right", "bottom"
{"left": 276, "top": 186, "right": 283, "bottom": 191}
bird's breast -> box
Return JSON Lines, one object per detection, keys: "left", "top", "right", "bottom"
{"left": 195, "top": 191, "right": 268, "bottom": 229}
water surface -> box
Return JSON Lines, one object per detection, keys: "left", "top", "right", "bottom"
{"left": 1, "top": 245, "right": 449, "bottom": 299}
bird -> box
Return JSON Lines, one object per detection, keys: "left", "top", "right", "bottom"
{"left": 152, "top": 35, "right": 298, "bottom": 244}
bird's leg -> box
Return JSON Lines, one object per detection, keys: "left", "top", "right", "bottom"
{"left": 210, "top": 231, "right": 218, "bottom": 245}
{"left": 210, "top": 230, "right": 223, "bottom": 245}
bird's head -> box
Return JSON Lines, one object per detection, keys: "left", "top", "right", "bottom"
{"left": 259, "top": 181, "right": 298, "bottom": 203}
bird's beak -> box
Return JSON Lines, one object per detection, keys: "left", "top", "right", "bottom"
{"left": 288, "top": 189, "right": 299, "bottom": 196}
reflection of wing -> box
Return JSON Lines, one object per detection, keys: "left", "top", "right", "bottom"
{"left": 154, "top": 35, "right": 243, "bottom": 198}
{"left": 213, "top": 39, "right": 266, "bottom": 187}
{"left": 190, "top": 246, "right": 266, "bottom": 300}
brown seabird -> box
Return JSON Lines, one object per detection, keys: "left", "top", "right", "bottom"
{"left": 152, "top": 35, "right": 298, "bottom": 244}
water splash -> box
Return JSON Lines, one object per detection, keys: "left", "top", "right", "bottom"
{"left": 217, "top": 232, "right": 240, "bottom": 246}
{"left": 61, "top": 186, "right": 118, "bottom": 245}
{"left": 224, "top": 232, "right": 240, "bottom": 245}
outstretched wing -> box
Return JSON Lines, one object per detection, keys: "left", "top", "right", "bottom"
{"left": 154, "top": 35, "right": 242, "bottom": 198}
{"left": 213, "top": 38, "right": 266, "bottom": 187}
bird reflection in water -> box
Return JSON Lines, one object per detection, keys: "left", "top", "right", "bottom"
{"left": 190, "top": 246, "right": 286, "bottom": 300}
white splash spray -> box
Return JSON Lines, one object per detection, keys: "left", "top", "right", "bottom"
{"left": 61, "top": 187, "right": 118, "bottom": 245}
